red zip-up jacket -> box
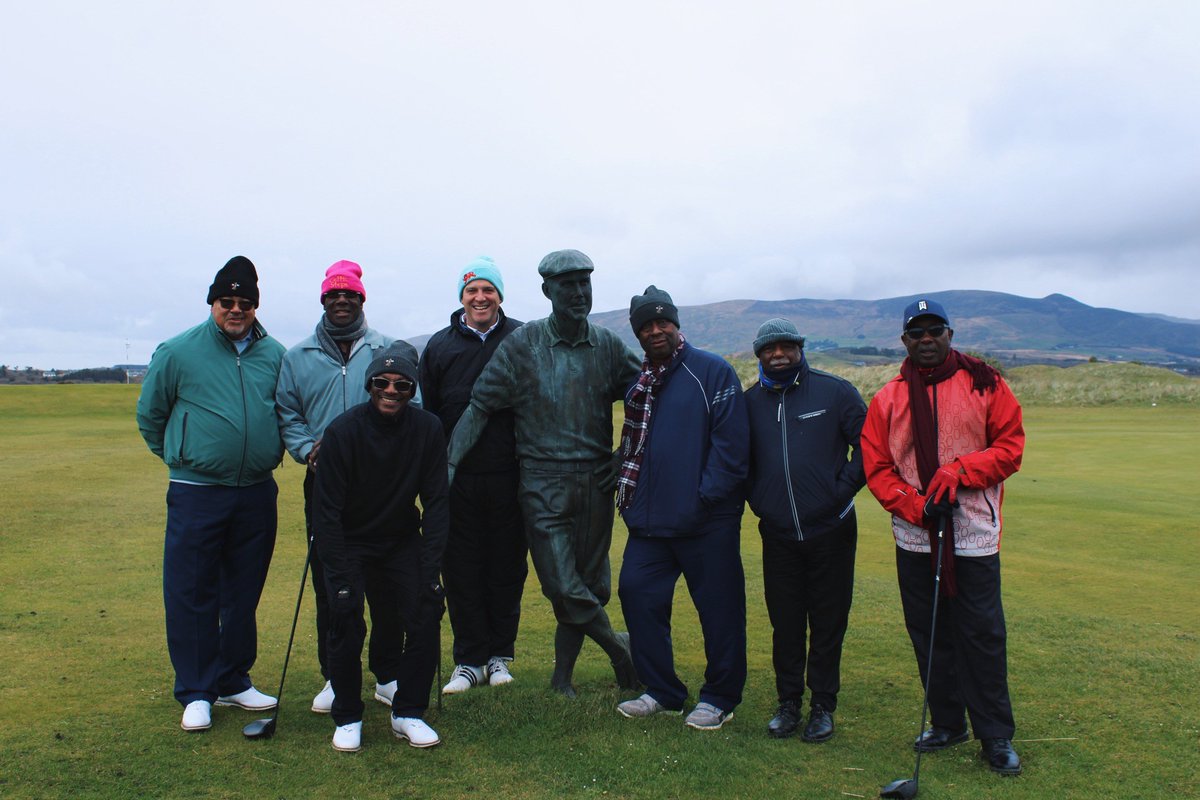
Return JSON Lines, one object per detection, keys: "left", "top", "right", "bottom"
{"left": 861, "top": 364, "right": 1024, "bottom": 556}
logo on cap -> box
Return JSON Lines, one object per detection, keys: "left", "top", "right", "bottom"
{"left": 462, "top": 271, "right": 476, "bottom": 284}
{"left": 231, "top": 282, "right": 240, "bottom": 290}
{"left": 655, "top": 305, "right": 664, "bottom": 313}
{"left": 384, "top": 358, "right": 395, "bottom": 367}
{"left": 918, "top": 300, "right": 927, "bottom": 311}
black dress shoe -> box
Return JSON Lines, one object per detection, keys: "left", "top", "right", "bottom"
{"left": 801, "top": 704, "right": 835, "bottom": 743}
{"left": 767, "top": 699, "right": 800, "bottom": 738}
{"left": 913, "top": 725, "right": 970, "bottom": 752}
{"left": 981, "top": 738, "right": 1022, "bottom": 775}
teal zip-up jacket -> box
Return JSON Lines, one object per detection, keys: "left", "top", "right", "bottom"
{"left": 274, "top": 326, "right": 397, "bottom": 463}
{"left": 137, "top": 317, "right": 285, "bottom": 485}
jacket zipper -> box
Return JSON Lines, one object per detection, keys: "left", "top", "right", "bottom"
{"left": 236, "top": 352, "right": 247, "bottom": 486}
{"left": 178, "top": 411, "right": 190, "bottom": 465}
{"left": 778, "top": 391, "right": 804, "bottom": 541}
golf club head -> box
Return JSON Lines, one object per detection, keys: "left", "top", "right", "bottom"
{"left": 242, "top": 717, "right": 277, "bottom": 739}
{"left": 880, "top": 777, "right": 918, "bottom": 799}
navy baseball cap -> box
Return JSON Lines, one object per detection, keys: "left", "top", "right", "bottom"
{"left": 903, "top": 298, "right": 950, "bottom": 329}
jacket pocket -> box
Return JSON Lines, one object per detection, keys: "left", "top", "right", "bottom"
{"left": 168, "top": 411, "right": 191, "bottom": 467}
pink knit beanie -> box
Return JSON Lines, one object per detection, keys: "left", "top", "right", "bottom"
{"left": 321, "top": 260, "right": 366, "bottom": 302}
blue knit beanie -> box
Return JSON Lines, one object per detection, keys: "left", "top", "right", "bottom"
{"left": 458, "top": 256, "right": 504, "bottom": 301}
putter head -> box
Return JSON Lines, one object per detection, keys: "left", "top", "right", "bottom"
{"left": 242, "top": 717, "right": 277, "bottom": 739}
{"left": 880, "top": 778, "right": 918, "bottom": 799}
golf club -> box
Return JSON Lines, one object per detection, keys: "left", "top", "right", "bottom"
{"left": 436, "top": 616, "right": 443, "bottom": 714}
{"left": 243, "top": 535, "right": 313, "bottom": 740}
{"left": 880, "top": 513, "right": 949, "bottom": 799}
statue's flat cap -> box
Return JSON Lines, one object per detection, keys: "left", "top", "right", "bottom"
{"left": 537, "top": 249, "right": 594, "bottom": 278}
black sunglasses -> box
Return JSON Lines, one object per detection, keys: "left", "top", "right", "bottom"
{"left": 218, "top": 298, "right": 254, "bottom": 311}
{"left": 370, "top": 376, "right": 415, "bottom": 393}
{"left": 323, "top": 290, "right": 362, "bottom": 302}
{"left": 904, "top": 324, "right": 948, "bottom": 339}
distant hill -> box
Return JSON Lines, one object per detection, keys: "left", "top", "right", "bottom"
{"left": 586, "top": 290, "right": 1200, "bottom": 372}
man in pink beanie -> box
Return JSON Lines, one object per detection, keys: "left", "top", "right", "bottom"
{"left": 276, "top": 260, "right": 410, "bottom": 715}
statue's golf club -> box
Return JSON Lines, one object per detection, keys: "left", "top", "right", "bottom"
{"left": 881, "top": 514, "right": 949, "bottom": 799}
{"left": 243, "top": 536, "right": 313, "bottom": 740}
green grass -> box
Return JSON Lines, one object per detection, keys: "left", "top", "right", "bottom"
{"left": 1, "top": 384, "right": 1198, "bottom": 799}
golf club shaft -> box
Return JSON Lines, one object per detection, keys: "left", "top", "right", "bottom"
{"left": 270, "top": 535, "right": 313, "bottom": 721}
{"left": 911, "top": 513, "right": 949, "bottom": 784}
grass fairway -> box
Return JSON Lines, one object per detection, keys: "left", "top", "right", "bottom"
{"left": 1, "top": 385, "right": 1197, "bottom": 799}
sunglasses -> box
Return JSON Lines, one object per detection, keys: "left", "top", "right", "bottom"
{"left": 217, "top": 298, "right": 254, "bottom": 311}
{"left": 370, "top": 376, "right": 415, "bottom": 393}
{"left": 323, "top": 290, "right": 362, "bottom": 302}
{"left": 904, "top": 324, "right": 948, "bottom": 339}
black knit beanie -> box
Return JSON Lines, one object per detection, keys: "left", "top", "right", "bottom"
{"left": 629, "top": 285, "right": 680, "bottom": 333}
{"left": 206, "top": 256, "right": 260, "bottom": 306}
{"left": 364, "top": 341, "right": 420, "bottom": 391}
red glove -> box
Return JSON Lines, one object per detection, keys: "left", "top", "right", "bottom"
{"left": 925, "top": 463, "right": 961, "bottom": 505}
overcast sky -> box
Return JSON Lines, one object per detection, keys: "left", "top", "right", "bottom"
{"left": 2, "top": 1, "right": 1197, "bottom": 369}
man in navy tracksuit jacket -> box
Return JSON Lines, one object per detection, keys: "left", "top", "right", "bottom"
{"left": 615, "top": 286, "right": 749, "bottom": 731}
{"left": 744, "top": 318, "right": 866, "bottom": 743}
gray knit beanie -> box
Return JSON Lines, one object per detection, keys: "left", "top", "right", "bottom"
{"left": 753, "top": 318, "right": 805, "bottom": 355}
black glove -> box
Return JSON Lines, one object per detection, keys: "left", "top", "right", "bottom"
{"left": 418, "top": 582, "right": 445, "bottom": 627}
{"left": 923, "top": 494, "right": 960, "bottom": 521}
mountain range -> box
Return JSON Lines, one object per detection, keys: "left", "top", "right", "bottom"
{"left": 581, "top": 290, "right": 1200, "bottom": 372}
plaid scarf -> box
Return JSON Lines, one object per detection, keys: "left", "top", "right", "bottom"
{"left": 616, "top": 333, "right": 686, "bottom": 511}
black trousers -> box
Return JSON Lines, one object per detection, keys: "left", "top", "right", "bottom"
{"left": 895, "top": 546, "right": 1016, "bottom": 739}
{"left": 304, "top": 471, "right": 401, "bottom": 682}
{"left": 323, "top": 535, "right": 442, "bottom": 725}
{"left": 443, "top": 469, "right": 528, "bottom": 666}
{"left": 761, "top": 512, "right": 857, "bottom": 711}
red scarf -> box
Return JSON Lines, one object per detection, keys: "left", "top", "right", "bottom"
{"left": 900, "top": 349, "right": 999, "bottom": 597}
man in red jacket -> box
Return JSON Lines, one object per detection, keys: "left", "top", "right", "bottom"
{"left": 860, "top": 298, "right": 1025, "bottom": 776}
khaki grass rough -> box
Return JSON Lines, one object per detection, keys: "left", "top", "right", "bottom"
{"left": 0, "top": 382, "right": 1197, "bottom": 799}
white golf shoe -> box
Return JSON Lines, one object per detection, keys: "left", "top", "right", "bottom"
{"left": 486, "top": 657, "right": 514, "bottom": 686}
{"left": 374, "top": 680, "right": 397, "bottom": 706}
{"left": 391, "top": 716, "right": 441, "bottom": 748}
{"left": 441, "top": 664, "right": 484, "bottom": 694}
{"left": 181, "top": 700, "right": 212, "bottom": 731}
{"left": 215, "top": 686, "right": 277, "bottom": 711}
{"left": 332, "top": 721, "right": 362, "bottom": 752}
{"left": 312, "top": 680, "right": 334, "bottom": 713}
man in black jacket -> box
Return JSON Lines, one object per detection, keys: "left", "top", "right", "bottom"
{"left": 419, "top": 257, "right": 528, "bottom": 694}
{"left": 744, "top": 318, "right": 866, "bottom": 742}
{"left": 313, "top": 343, "right": 448, "bottom": 752}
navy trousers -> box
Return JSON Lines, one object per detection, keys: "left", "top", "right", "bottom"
{"left": 303, "top": 471, "right": 401, "bottom": 683}
{"left": 323, "top": 536, "right": 442, "bottom": 725}
{"left": 761, "top": 511, "right": 858, "bottom": 711}
{"left": 163, "top": 480, "right": 277, "bottom": 705}
{"left": 896, "top": 546, "right": 1016, "bottom": 739}
{"left": 443, "top": 469, "right": 528, "bottom": 666}
{"left": 618, "top": 521, "right": 747, "bottom": 712}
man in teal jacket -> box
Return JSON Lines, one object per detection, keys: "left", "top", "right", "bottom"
{"left": 137, "top": 256, "right": 285, "bottom": 734}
